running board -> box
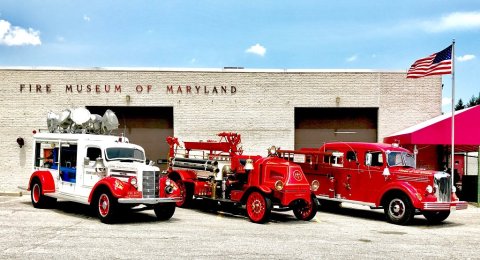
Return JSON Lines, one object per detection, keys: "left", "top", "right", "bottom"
{"left": 317, "top": 196, "right": 378, "bottom": 208}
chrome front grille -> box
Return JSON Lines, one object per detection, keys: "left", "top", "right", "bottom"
{"left": 434, "top": 172, "right": 452, "bottom": 202}
{"left": 142, "top": 171, "right": 160, "bottom": 198}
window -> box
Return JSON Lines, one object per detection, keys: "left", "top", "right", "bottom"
{"left": 323, "top": 151, "right": 344, "bottom": 167}
{"left": 366, "top": 151, "right": 384, "bottom": 167}
{"left": 346, "top": 151, "right": 357, "bottom": 162}
{"left": 87, "top": 147, "right": 102, "bottom": 161}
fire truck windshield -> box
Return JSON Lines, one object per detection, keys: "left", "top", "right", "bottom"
{"left": 386, "top": 151, "right": 415, "bottom": 168}
{"left": 105, "top": 147, "right": 145, "bottom": 162}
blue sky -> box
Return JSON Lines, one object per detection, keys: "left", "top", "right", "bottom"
{"left": 0, "top": 1, "right": 479, "bottom": 111}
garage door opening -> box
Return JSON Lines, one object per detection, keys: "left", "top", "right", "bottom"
{"left": 87, "top": 106, "right": 173, "bottom": 163}
{"left": 295, "top": 107, "right": 378, "bottom": 149}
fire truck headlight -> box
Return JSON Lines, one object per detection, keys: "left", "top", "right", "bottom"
{"left": 129, "top": 177, "right": 138, "bottom": 188}
{"left": 426, "top": 185, "right": 433, "bottom": 194}
{"left": 311, "top": 180, "right": 320, "bottom": 191}
{"left": 275, "top": 180, "right": 284, "bottom": 191}
{"left": 452, "top": 186, "right": 457, "bottom": 193}
{"left": 166, "top": 178, "right": 171, "bottom": 187}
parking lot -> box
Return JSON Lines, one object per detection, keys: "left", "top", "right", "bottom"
{"left": 0, "top": 195, "right": 479, "bottom": 259}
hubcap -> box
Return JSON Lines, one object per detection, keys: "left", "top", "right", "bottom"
{"left": 247, "top": 192, "right": 265, "bottom": 221}
{"left": 99, "top": 194, "right": 109, "bottom": 217}
{"left": 33, "top": 184, "right": 40, "bottom": 203}
{"left": 389, "top": 199, "right": 405, "bottom": 219}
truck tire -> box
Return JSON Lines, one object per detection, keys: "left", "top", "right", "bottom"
{"left": 293, "top": 197, "right": 318, "bottom": 221}
{"left": 30, "top": 180, "right": 56, "bottom": 208}
{"left": 154, "top": 203, "right": 176, "bottom": 220}
{"left": 94, "top": 190, "right": 117, "bottom": 224}
{"left": 422, "top": 211, "right": 450, "bottom": 224}
{"left": 384, "top": 193, "right": 415, "bottom": 225}
{"left": 246, "top": 191, "right": 272, "bottom": 224}
{"left": 174, "top": 179, "right": 193, "bottom": 208}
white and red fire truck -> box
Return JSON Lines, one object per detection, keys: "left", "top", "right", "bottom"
{"left": 27, "top": 108, "right": 181, "bottom": 223}
{"left": 278, "top": 142, "right": 468, "bottom": 225}
{"left": 165, "top": 132, "right": 318, "bottom": 223}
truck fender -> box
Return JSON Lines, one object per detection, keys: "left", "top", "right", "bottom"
{"left": 167, "top": 169, "right": 197, "bottom": 183}
{"left": 88, "top": 177, "right": 133, "bottom": 203}
{"left": 376, "top": 182, "right": 422, "bottom": 209}
{"left": 241, "top": 185, "right": 273, "bottom": 204}
{"left": 28, "top": 170, "right": 55, "bottom": 194}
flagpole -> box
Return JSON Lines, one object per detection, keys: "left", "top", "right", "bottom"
{"left": 450, "top": 39, "right": 456, "bottom": 188}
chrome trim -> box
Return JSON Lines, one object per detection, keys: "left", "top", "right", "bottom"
{"left": 397, "top": 176, "right": 429, "bottom": 183}
{"left": 316, "top": 195, "right": 377, "bottom": 208}
{"left": 434, "top": 172, "right": 452, "bottom": 202}
{"left": 422, "top": 201, "right": 468, "bottom": 210}
{"left": 142, "top": 171, "right": 160, "bottom": 198}
{"left": 118, "top": 197, "right": 182, "bottom": 204}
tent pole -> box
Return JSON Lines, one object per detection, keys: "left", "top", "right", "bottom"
{"left": 477, "top": 146, "right": 480, "bottom": 205}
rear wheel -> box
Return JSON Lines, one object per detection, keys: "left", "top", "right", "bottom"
{"left": 154, "top": 203, "right": 176, "bottom": 220}
{"left": 94, "top": 190, "right": 117, "bottom": 224}
{"left": 30, "top": 180, "right": 56, "bottom": 208}
{"left": 384, "top": 194, "right": 415, "bottom": 225}
{"left": 422, "top": 211, "right": 450, "bottom": 224}
{"left": 293, "top": 198, "right": 318, "bottom": 221}
{"left": 246, "top": 191, "right": 272, "bottom": 224}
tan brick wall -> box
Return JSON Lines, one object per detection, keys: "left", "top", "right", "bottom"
{"left": 0, "top": 68, "right": 441, "bottom": 192}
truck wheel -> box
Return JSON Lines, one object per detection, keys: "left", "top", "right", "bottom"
{"left": 246, "top": 191, "right": 272, "bottom": 224}
{"left": 422, "top": 211, "right": 450, "bottom": 224}
{"left": 154, "top": 203, "right": 176, "bottom": 220}
{"left": 94, "top": 191, "right": 117, "bottom": 224}
{"left": 293, "top": 198, "right": 318, "bottom": 221}
{"left": 384, "top": 194, "right": 415, "bottom": 225}
{"left": 30, "top": 180, "right": 56, "bottom": 208}
{"left": 175, "top": 179, "right": 193, "bottom": 208}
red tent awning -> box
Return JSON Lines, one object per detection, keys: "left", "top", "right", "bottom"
{"left": 383, "top": 105, "right": 480, "bottom": 150}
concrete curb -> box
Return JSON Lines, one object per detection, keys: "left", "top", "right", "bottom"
{"left": 0, "top": 191, "right": 24, "bottom": 197}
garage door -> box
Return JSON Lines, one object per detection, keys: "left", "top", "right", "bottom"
{"left": 88, "top": 106, "right": 173, "bottom": 163}
{"left": 295, "top": 107, "right": 377, "bottom": 149}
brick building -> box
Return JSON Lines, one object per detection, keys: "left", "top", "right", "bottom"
{"left": 0, "top": 67, "right": 441, "bottom": 192}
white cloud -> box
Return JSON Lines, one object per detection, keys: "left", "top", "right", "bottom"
{"left": 346, "top": 54, "right": 358, "bottom": 62}
{"left": 83, "top": 15, "right": 91, "bottom": 22}
{"left": 245, "top": 43, "right": 266, "bottom": 57}
{"left": 442, "top": 97, "right": 452, "bottom": 106}
{"left": 457, "top": 54, "right": 476, "bottom": 62}
{"left": 422, "top": 11, "right": 480, "bottom": 32}
{"left": 0, "top": 19, "right": 41, "bottom": 46}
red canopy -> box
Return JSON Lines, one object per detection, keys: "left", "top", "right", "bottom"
{"left": 383, "top": 105, "right": 480, "bottom": 151}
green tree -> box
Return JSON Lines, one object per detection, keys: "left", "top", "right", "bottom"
{"left": 455, "top": 98, "right": 465, "bottom": 111}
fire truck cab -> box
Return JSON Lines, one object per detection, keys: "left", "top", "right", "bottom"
{"left": 27, "top": 108, "right": 181, "bottom": 223}
{"left": 279, "top": 142, "right": 468, "bottom": 225}
{"left": 166, "top": 132, "right": 319, "bottom": 223}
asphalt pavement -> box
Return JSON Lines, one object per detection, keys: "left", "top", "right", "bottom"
{"left": 0, "top": 195, "right": 479, "bottom": 259}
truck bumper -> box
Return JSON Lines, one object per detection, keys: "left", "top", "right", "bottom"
{"left": 118, "top": 197, "right": 182, "bottom": 205}
{"left": 422, "top": 201, "right": 468, "bottom": 211}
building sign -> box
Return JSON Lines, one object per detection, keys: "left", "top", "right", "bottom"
{"left": 19, "top": 84, "right": 237, "bottom": 95}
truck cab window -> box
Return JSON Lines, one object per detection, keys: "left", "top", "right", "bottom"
{"left": 87, "top": 147, "right": 102, "bottom": 161}
{"left": 366, "top": 151, "right": 383, "bottom": 167}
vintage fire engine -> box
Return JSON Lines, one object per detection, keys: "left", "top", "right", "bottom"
{"left": 165, "top": 132, "right": 318, "bottom": 223}
{"left": 278, "top": 142, "right": 468, "bottom": 225}
{"left": 27, "top": 108, "right": 181, "bottom": 223}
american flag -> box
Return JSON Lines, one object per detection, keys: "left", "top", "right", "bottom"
{"left": 406, "top": 45, "right": 452, "bottom": 78}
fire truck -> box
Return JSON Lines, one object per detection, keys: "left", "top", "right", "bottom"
{"left": 27, "top": 108, "right": 182, "bottom": 223}
{"left": 165, "top": 132, "right": 318, "bottom": 223}
{"left": 278, "top": 142, "right": 468, "bottom": 225}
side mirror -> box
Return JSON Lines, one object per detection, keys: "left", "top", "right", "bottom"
{"left": 365, "top": 153, "right": 372, "bottom": 166}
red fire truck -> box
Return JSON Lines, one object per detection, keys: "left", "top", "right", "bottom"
{"left": 165, "top": 132, "right": 318, "bottom": 223}
{"left": 278, "top": 142, "right": 468, "bottom": 225}
{"left": 27, "top": 108, "right": 182, "bottom": 223}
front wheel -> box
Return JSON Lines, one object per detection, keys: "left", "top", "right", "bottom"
{"left": 293, "top": 198, "right": 318, "bottom": 221}
{"left": 384, "top": 194, "right": 415, "bottom": 225}
{"left": 30, "top": 180, "right": 56, "bottom": 208}
{"left": 422, "top": 211, "right": 450, "bottom": 224}
{"left": 246, "top": 191, "right": 272, "bottom": 224}
{"left": 154, "top": 203, "right": 176, "bottom": 220}
{"left": 173, "top": 179, "right": 193, "bottom": 208}
{"left": 94, "top": 190, "right": 117, "bottom": 224}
